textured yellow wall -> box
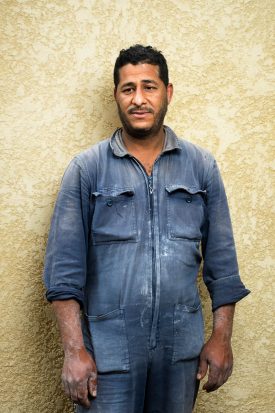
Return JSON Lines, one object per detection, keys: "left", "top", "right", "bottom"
{"left": 1, "top": 1, "right": 274, "bottom": 412}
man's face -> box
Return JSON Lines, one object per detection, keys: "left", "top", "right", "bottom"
{"left": 114, "top": 63, "right": 173, "bottom": 139}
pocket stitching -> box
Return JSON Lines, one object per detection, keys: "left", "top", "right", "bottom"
{"left": 166, "top": 186, "right": 205, "bottom": 241}
{"left": 91, "top": 188, "right": 138, "bottom": 244}
{"left": 172, "top": 303, "right": 204, "bottom": 363}
{"left": 86, "top": 308, "right": 123, "bottom": 320}
{"left": 86, "top": 308, "right": 130, "bottom": 373}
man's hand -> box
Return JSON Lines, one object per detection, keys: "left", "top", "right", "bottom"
{"left": 197, "top": 334, "right": 233, "bottom": 392}
{"left": 197, "top": 303, "right": 235, "bottom": 392}
{"left": 62, "top": 347, "right": 97, "bottom": 408}
{"left": 51, "top": 300, "right": 97, "bottom": 407}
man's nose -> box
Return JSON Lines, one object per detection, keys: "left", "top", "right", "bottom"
{"left": 131, "top": 88, "right": 146, "bottom": 106}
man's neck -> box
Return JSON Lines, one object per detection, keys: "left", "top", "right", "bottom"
{"left": 121, "top": 128, "right": 166, "bottom": 175}
{"left": 121, "top": 128, "right": 165, "bottom": 155}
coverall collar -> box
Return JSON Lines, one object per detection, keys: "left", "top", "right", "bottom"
{"left": 110, "top": 125, "right": 182, "bottom": 158}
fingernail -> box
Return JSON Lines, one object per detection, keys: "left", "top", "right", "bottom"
{"left": 197, "top": 374, "right": 201, "bottom": 379}
{"left": 92, "top": 390, "right": 97, "bottom": 397}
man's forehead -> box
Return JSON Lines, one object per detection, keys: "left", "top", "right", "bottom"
{"left": 118, "top": 63, "right": 161, "bottom": 84}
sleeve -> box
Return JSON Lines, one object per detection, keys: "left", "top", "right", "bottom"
{"left": 43, "top": 157, "right": 91, "bottom": 306}
{"left": 201, "top": 158, "right": 250, "bottom": 311}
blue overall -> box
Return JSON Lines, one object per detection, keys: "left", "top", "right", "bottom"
{"left": 44, "top": 126, "right": 249, "bottom": 412}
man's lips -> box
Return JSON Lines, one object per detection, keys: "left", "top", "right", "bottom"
{"left": 131, "top": 111, "right": 150, "bottom": 115}
{"left": 132, "top": 111, "right": 148, "bottom": 114}
{"left": 129, "top": 112, "right": 152, "bottom": 120}
{"left": 128, "top": 107, "right": 153, "bottom": 115}
{"left": 128, "top": 108, "right": 153, "bottom": 118}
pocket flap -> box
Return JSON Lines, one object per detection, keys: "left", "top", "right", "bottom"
{"left": 165, "top": 184, "right": 206, "bottom": 195}
{"left": 92, "top": 188, "right": 135, "bottom": 198}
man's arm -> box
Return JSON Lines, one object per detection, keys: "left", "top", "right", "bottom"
{"left": 197, "top": 303, "right": 235, "bottom": 392}
{"left": 198, "top": 156, "right": 249, "bottom": 391}
{"left": 52, "top": 299, "right": 97, "bottom": 408}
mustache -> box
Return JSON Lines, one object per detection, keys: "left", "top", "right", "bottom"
{"left": 127, "top": 106, "right": 154, "bottom": 114}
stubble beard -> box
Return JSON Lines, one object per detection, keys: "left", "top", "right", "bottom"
{"left": 117, "top": 99, "right": 168, "bottom": 140}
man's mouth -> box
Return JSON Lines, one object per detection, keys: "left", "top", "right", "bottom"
{"left": 130, "top": 112, "right": 151, "bottom": 120}
{"left": 132, "top": 111, "right": 149, "bottom": 115}
{"left": 128, "top": 107, "right": 153, "bottom": 115}
{"left": 128, "top": 108, "right": 154, "bottom": 119}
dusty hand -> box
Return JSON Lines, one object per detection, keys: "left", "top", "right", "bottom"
{"left": 62, "top": 347, "right": 97, "bottom": 408}
{"left": 197, "top": 335, "right": 233, "bottom": 392}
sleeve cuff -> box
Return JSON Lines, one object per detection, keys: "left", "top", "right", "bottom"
{"left": 206, "top": 275, "right": 250, "bottom": 312}
{"left": 45, "top": 286, "right": 84, "bottom": 307}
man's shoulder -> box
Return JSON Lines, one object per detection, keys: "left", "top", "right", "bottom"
{"left": 175, "top": 135, "right": 215, "bottom": 170}
{"left": 62, "top": 137, "right": 111, "bottom": 183}
{"left": 75, "top": 137, "right": 111, "bottom": 163}
{"left": 67, "top": 137, "right": 112, "bottom": 175}
{"left": 166, "top": 126, "right": 215, "bottom": 164}
{"left": 180, "top": 137, "right": 213, "bottom": 157}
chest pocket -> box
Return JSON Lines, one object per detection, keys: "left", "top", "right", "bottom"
{"left": 91, "top": 188, "right": 137, "bottom": 244}
{"left": 166, "top": 184, "right": 206, "bottom": 241}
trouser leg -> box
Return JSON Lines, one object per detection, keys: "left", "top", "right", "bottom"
{"left": 76, "top": 368, "right": 146, "bottom": 413}
{"left": 143, "top": 345, "right": 200, "bottom": 413}
{"left": 76, "top": 332, "right": 148, "bottom": 413}
{"left": 77, "top": 306, "right": 201, "bottom": 413}
{"left": 76, "top": 353, "right": 199, "bottom": 413}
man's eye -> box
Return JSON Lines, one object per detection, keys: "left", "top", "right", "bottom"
{"left": 145, "top": 86, "right": 156, "bottom": 91}
{"left": 123, "top": 88, "right": 133, "bottom": 94}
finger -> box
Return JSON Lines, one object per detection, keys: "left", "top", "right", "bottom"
{"left": 88, "top": 371, "right": 97, "bottom": 397}
{"left": 67, "top": 382, "right": 79, "bottom": 404}
{"left": 203, "top": 365, "right": 221, "bottom": 392}
{"left": 221, "top": 364, "right": 233, "bottom": 386}
{"left": 68, "top": 380, "right": 91, "bottom": 407}
{"left": 62, "top": 378, "right": 71, "bottom": 398}
{"left": 203, "top": 378, "right": 220, "bottom": 392}
{"left": 76, "top": 386, "right": 91, "bottom": 408}
{"left": 197, "top": 357, "right": 208, "bottom": 380}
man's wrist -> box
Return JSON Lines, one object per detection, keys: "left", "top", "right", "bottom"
{"left": 210, "top": 329, "right": 232, "bottom": 343}
{"left": 211, "top": 303, "right": 235, "bottom": 341}
{"left": 64, "top": 344, "right": 87, "bottom": 357}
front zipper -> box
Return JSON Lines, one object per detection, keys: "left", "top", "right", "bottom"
{"left": 147, "top": 174, "right": 156, "bottom": 325}
{"left": 129, "top": 156, "right": 161, "bottom": 349}
{"left": 148, "top": 175, "right": 153, "bottom": 194}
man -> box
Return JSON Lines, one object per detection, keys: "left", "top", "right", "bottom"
{"left": 44, "top": 45, "right": 250, "bottom": 413}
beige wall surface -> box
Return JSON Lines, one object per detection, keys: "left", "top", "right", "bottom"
{"left": 1, "top": 1, "right": 274, "bottom": 412}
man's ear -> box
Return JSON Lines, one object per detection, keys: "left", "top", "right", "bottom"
{"left": 167, "top": 83, "right": 173, "bottom": 104}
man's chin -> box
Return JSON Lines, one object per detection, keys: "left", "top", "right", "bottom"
{"left": 123, "top": 124, "right": 159, "bottom": 139}
{"left": 129, "top": 127, "right": 153, "bottom": 139}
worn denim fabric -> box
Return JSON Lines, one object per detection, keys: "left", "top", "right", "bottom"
{"left": 44, "top": 126, "right": 250, "bottom": 412}
{"left": 75, "top": 304, "right": 200, "bottom": 413}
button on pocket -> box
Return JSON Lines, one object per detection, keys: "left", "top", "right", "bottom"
{"left": 166, "top": 185, "right": 206, "bottom": 241}
{"left": 86, "top": 308, "right": 130, "bottom": 373}
{"left": 106, "top": 199, "right": 113, "bottom": 207}
{"left": 91, "top": 188, "right": 137, "bottom": 244}
{"left": 172, "top": 303, "right": 204, "bottom": 363}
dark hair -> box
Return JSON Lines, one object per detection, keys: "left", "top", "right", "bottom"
{"left": 113, "top": 44, "right": 169, "bottom": 88}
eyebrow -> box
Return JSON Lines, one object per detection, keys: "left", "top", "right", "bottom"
{"left": 121, "top": 79, "right": 159, "bottom": 88}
